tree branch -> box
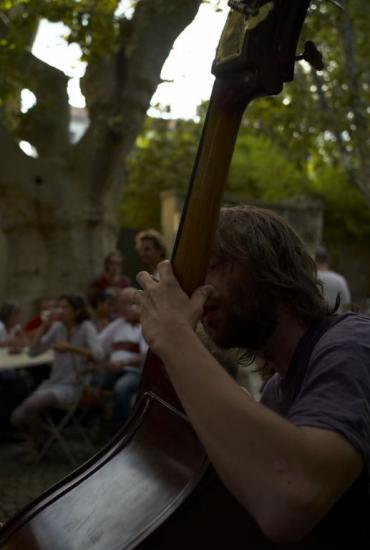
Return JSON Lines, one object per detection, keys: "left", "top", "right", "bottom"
{"left": 17, "top": 51, "right": 70, "bottom": 156}
{"left": 71, "top": 0, "right": 202, "bottom": 213}
{"left": 339, "top": 1, "right": 370, "bottom": 195}
{"left": 310, "top": 4, "right": 370, "bottom": 207}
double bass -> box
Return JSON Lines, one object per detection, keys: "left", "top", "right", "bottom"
{"left": 0, "top": 1, "right": 326, "bottom": 548}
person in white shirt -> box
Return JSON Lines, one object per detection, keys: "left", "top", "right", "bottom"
{"left": 315, "top": 246, "right": 351, "bottom": 312}
{"left": 96, "top": 287, "right": 148, "bottom": 432}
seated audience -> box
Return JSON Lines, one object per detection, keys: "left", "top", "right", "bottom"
{"left": 135, "top": 229, "right": 167, "bottom": 277}
{"left": 88, "top": 251, "right": 130, "bottom": 301}
{"left": 11, "top": 294, "right": 104, "bottom": 463}
{"left": 92, "top": 287, "right": 148, "bottom": 433}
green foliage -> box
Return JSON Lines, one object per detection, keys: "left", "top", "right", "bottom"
{"left": 2, "top": 0, "right": 368, "bottom": 246}
{"left": 0, "top": 0, "right": 123, "bottom": 100}
{"left": 0, "top": 1, "right": 38, "bottom": 101}
{"left": 228, "top": 133, "right": 309, "bottom": 201}
{"left": 1, "top": 0, "right": 121, "bottom": 55}
{"left": 225, "top": 0, "right": 370, "bottom": 245}
{"left": 310, "top": 163, "right": 370, "bottom": 243}
{"left": 123, "top": 80, "right": 370, "bottom": 243}
{"left": 119, "top": 110, "right": 202, "bottom": 228}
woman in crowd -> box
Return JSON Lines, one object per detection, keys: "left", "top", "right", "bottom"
{"left": 11, "top": 294, "right": 104, "bottom": 463}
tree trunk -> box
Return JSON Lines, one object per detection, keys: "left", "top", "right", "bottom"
{"left": 0, "top": 158, "right": 117, "bottom": 314}
{"left": 0, "top": 0, "right": 202, "bottom": 318}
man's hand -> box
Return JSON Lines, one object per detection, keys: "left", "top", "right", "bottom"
{"left": 133, "top": 260, "right": 212, "bottom": 354}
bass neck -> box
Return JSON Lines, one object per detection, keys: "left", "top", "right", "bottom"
{"left": 172, "top": 78, "right": 258, "bottom": 294}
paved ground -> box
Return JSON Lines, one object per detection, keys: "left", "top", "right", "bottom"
{"left": 0, "top": 425, "right": 109, "bottom": 525}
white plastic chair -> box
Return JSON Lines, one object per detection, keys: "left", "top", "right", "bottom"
{"left": 39, "top": 390, "right": 96, "bottom": 466}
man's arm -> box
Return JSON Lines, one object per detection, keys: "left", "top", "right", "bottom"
{"left": 135, "top": 261, "right": 363, "bottom": 543}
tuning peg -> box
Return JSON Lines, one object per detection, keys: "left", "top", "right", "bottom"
{"left": 296, "top": 40, "right": 324, "bottom": 71}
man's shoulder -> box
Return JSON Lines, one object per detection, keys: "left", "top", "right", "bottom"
{"left": 321, "top": 312, "right": 370, "bottom": 337}
{"left": 310, "top": 313, "right": 370, "bottom": 367}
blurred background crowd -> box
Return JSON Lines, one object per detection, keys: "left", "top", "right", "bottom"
{"left": 0, "top": 229, "right": 167, "bottom": 463}
{"left": 0, "top": 223, "right": 354, "bottom": 466}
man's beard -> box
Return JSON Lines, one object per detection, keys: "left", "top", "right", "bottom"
{"left": 202, "top": 282, "right": 278, "bottom": 353}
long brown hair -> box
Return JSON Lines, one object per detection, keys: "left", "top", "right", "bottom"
{"left": 213, "top": 205, "right": 331, "bottom": 324}
{"left": 59, "top": 294, "right": 90, "bottom": 324}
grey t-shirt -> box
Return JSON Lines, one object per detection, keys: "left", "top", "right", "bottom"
{"left": 261, "top": 313, "right": 370, "bottom": 549}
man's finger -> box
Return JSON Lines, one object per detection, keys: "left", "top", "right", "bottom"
{"left": 136, "top": 270, "right": 158, "bottom": 290}
{"left": 157, "top": 260, "right": 174, "bottom": 281}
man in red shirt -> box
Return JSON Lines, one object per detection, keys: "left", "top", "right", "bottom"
{"left": 89, "top": 250, "right": 130, "bottom": 299}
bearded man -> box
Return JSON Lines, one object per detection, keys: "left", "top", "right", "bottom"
{"left": 132, "top": 205, "right": 370, "bottom": 549}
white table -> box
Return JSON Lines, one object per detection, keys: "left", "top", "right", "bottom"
{"left": 0, "top": 348, "right": 54, "bottom": 371}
